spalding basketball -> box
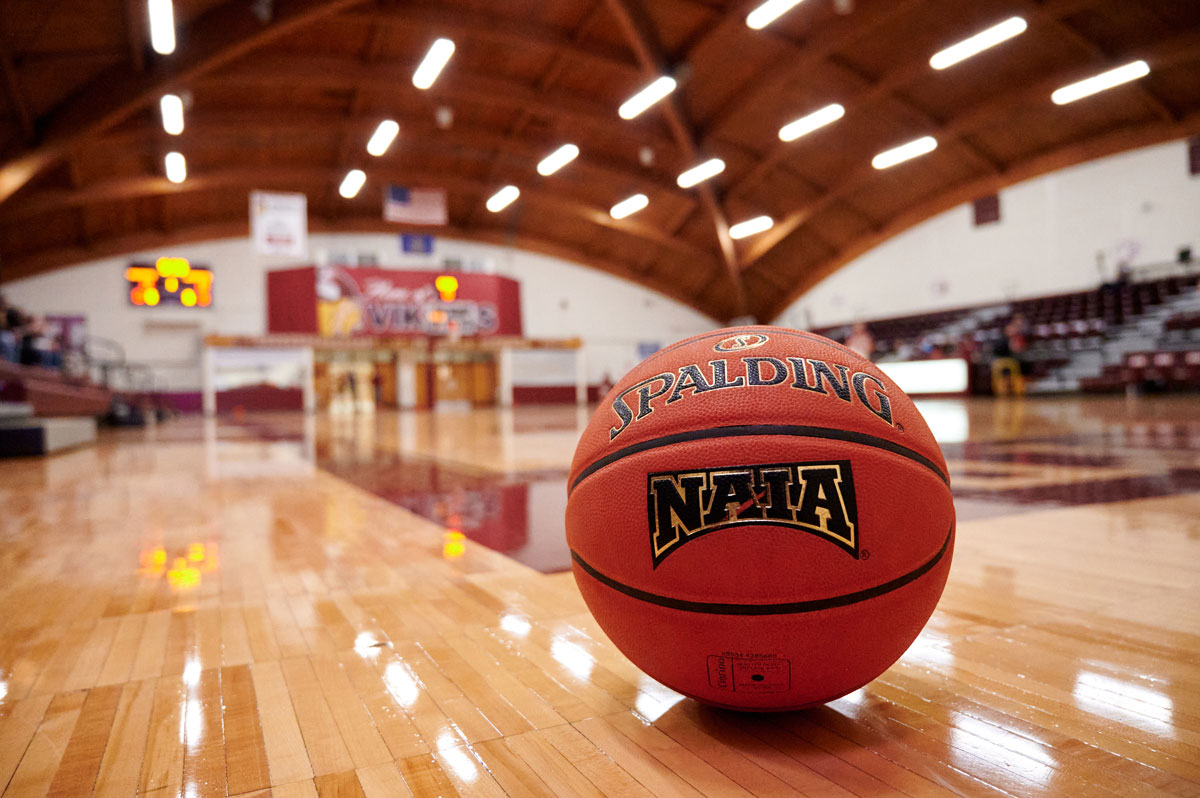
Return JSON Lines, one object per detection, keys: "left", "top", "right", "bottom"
{"left": 566, "top": 326, "right": 954, "bottom": 710}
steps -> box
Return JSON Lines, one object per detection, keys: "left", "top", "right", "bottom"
{"left": 0, "top": 413, "right": 97, "bottom": 457}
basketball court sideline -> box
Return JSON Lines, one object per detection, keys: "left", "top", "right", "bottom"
{"left": 1, "top": 396, "right": 1197, "bottom": 797}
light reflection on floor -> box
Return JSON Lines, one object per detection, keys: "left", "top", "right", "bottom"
{"left": 143, "top": 396, "right": 1200, "bottom": 574}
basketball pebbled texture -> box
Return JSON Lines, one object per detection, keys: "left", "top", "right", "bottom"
{"left": 565, "top": 326, "right": 955, "bottom": 710}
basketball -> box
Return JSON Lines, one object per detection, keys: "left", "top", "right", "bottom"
{"left": 566, "top": 325, "right": 955, "bottom": 710}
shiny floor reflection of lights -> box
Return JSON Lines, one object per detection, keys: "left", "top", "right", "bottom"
{"left": 0, "top": 396, "right": 1197, "bottom": 797}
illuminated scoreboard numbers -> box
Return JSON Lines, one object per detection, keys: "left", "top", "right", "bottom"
{"left": 126, "top": 257, "right": 213, "bottom": 307}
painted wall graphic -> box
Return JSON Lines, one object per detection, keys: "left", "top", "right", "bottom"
{"left": 267, "top": 266, "right": 522, "bottom": 338}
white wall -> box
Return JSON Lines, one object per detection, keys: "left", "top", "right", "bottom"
{"left": 4, "top": 233, "right": 716, "bottom": 391}
{"left": 776, "top": 139, "right": 1200, "bottom": 328}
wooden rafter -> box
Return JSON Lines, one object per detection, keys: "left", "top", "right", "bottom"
{"left": 0, "top": 20, "right": 34, "bottom": 144}
{"left": 467, "top": 1, "right": 613, "bottom": 230}
{"left": 343, "top": 3, "right": 638, "bottom": 76}
{"left": 1015, "top": 0, "right": 1175, "bottom": 122}
{"left": 0, "top": 0, "right": 368, "bottom": 206}
{"left": 698, "top": 0, "right": 925, "bottom": 140}
{"left": 123, "top": 0, "right": 147, "bottom": 73}
{"left": 83, "top": 109, "right": 694, "bottom": 205}
{"left": 739, "top": 27, "right": 1200, "bottom": 270}
{"left": 724, "top": 0, "right": 1111, "bottom": 203}
{"left": 604, "top": 0, "right": 745, "bottom": 318}
{"left": 201, "top": 55, "right": 677, "bottom": 153}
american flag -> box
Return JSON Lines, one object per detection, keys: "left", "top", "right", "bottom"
{"left": 383, "top": 185, "right": 448, "bottom": 226}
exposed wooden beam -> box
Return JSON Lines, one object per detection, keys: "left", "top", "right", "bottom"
{"left": 755, "top": 109, "right": 1200, "bottom": 322}
{"left": 0, "top": 0, "right": 368, "bottom": 206}
{"left": 739, "top": 28, "right": 1200, "bottom": 270}
{"left": 1015, "top": 0, "right": 1175, "bottom": 122}
{"left": 343, "top": 3, "right": 639, "bottom": 76}
{"left": 123, "top": 0, "right": 147, "bottom": 73}
{"left": 723, "top": 1, "right": 1111, "bottom": 203}
{"left": 699, "top": 0, "right": 924, "bottom": 140}
{"left": 84, "top": 110, "right": 694, "bottom": 207}
{"left": 2, "top": 165, "right": 715, "bottom": 263}
{"left": 468, "top": 0, "right": 610, "bottom": 229}
{"left": 0, "top": 19, "right": 34, "bottom": 144}
{"left": 604, "top": 0, "right": 745, "bottom": 317}
{"left": 202, "top": 55, "right": 676, "bottom": 153}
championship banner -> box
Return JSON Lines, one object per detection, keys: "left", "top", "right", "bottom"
{"left": 266, "top": 266, "right": 522, "bottom": 338}
{"left": 250, "top": 191, "right": 308, "bottom": 257}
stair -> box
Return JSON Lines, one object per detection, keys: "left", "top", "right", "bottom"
{"left": 0, "top": 414, "right": 97, "bottom": 457}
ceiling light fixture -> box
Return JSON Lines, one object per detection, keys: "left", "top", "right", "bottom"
{"left": 746, "top": 0, "right": 806, "bottom": 30}
{"left": 929, "top": 17, "right": 1027, "bottom": 70}
{"left": 676, "top": 158, "right": 725, "bottom": 188}
{"left": 164, "top": 152, "right": 186, "bottom": 184}
{"left": 160, "top": 94, "right": 184, "bottom": 135}
{"left": 729, "top": 215, "right": 774, "bottom": 239}
{"left": 413, "top": 38, "right": 455, "bottom": 90}
{"left": 366, "top": 120, "right": 400, "bottom": 156}
{"left": 339, "top": 169, "right": 366, "bottom": 198}
{"left": 618, "top": 76, "right": 676, "bottom": 120}
{"left": 537, "top": 144, "right": 580, "bottom": 176}
{"left": 779, "top": 103, "right": 845, "bottom": 142}
{"left": 486, "top": 185, "right": 520, "bottom": 212}
{"left": 148, "top": 0, "right": 176, "bottom": 55}
{"left": 872, "top": 136, "right": 938, "bottom": 169}
{"left": 1051, "top": 60, "right": 1150, "bottom": 105}
{"left": 610, "top": 193, "right": 648, "bottom": 220}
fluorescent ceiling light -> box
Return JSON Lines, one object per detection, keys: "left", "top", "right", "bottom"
{"left": 148, "top": 0, "right": 175, "bottom": 55}
{"left": 618, "top": 76, "right": 676, "bottom": 120}
{"left": 164, "top": 151, "right": 186, "bottom": 183}
{"left": 872, "top": 135, "right": 937, "bottom": 169}
{"left": 537, "top": 144, "right": 579, "bottom": 176}
{"left": 486, "top": 185, "right": 520, "bottom": 212}
{"left": 160, "top": 94, "right": 184, "bottom": 135}
{"left": 729, "top": 215, "right": 773, "bottom": 239}
{"left": 413, "top": 38, "right": 455, "bottom": 90}
{"left": 677, "top": 158, "right": 725, "bottom": 188}
{"left": 779, "top": 103, "right": 845, "bottom": 141}
{"left": 929, "top": 17, "right": 1027, "bottom": 70}
{"left": 366, "top": 120, "right": 399, "bottom": 156}
{"left": 339, "top": 169, "right": 366, "bottom": 198}
{"left": 610, "top": 193, "right": 648, "bottom": 220}
{"left": 1051, "top": 60, "right": 1150, "bottom": 105}
{"left": 746, "top": 0, "right": 806, "bottom": 30}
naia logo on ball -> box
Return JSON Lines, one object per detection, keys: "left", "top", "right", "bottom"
{"left": 714, "top": 333, "right": 769, "bottom": 352}
{"left": 647, "top": 460, "right": 859, "bottom": 568}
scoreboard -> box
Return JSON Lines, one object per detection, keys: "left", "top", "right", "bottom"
{"left": 126, "top": 257, "right": 213, "bottom": 307}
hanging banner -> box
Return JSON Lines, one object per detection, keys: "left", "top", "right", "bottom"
{"left": 266, "top": 266, "right": 522, "bottom": 338}
{"left": 250, "top": 191, "right": 308, "bottom": 257}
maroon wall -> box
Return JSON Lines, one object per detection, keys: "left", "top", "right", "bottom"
{"left": 266, "top": 267, "right": 318, "bottom": 333}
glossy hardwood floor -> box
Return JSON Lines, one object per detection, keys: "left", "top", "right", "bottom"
{"left": 1, "top": 397, "right": 1198, "bottom": 797}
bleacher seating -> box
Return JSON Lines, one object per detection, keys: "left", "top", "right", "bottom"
{"left": 817, "top": 272, "right": 1199, "bottom": 395}
{"left": 0, "top": 360, "right": 113, "bottom": 416}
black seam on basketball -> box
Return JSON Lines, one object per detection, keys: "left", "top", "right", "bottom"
{"left": 570, "top": 523, "right": 953, "bottom": 616}
{"left": 569, "top": 424, "right": 949, "bottom": 494}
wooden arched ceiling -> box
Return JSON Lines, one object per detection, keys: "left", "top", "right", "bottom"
{"left": 1, "top": 0, "right": 1199, "bottom": 322}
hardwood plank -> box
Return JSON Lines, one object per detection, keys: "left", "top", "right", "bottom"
{"left": 223, "top": 665, "right": 272, "bottom": 795}
{"left": 92, "top": 679, "right": 156, "bottom": 796}
{"left": 251, "top": 661, "right": 315, "bottom": 785}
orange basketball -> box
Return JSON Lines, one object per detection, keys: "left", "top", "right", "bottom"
{"left": 566, "top": 326, "right": 954, "bottom": 710}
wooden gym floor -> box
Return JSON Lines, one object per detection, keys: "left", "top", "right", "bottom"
{"left": 1, "top": 396, "right": 1198, "bottom": 797}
